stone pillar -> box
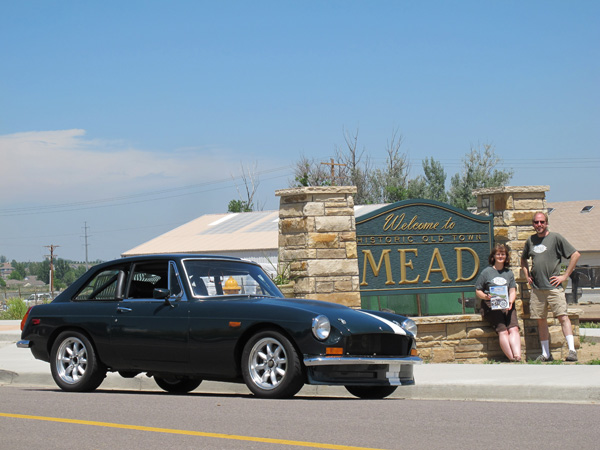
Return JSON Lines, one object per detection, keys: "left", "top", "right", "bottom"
{"left": 473, "top": 185, "right": 580, "bottom": 360}
{"left": 473, "top": 185, "right": 549, "bottom": 313}
{"left": 275, "top": 186, "right": 361, "bottom": 308}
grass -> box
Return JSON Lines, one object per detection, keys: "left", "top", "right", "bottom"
{"left": 580, "top": 322, "right": 600, "bottom": 328}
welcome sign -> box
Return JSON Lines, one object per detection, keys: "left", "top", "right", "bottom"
{"left": 356, "top": 200, "right": 493, "bottom": 295}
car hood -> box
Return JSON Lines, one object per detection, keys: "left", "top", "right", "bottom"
{"left": 254, "top": 296, "right": 409, "bottom": 336}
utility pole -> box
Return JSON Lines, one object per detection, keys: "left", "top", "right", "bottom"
{"left": 44, "top": 245, "right": 59, "bottom": 298}
{"left": 82, "top": 222, "right": 91, "bottom": 269}
{"left": 321, "top": 158, "right": 346, "bottom": 185}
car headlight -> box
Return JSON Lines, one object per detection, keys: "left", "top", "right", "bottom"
{"left": 312, "top": 315, "right": 331, "bottom": 340}
{"left": 401, "top": 318, "right": 417, "bottom": 337}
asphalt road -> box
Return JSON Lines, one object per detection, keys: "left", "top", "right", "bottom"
{"left": 1, "top": 386, "right": 598, "bottom": 450}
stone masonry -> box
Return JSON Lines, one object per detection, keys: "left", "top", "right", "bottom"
{"left": 275, "top": 185, "right": 580, "bottom": 362}
{"left": 275, "top": 186, "right": 361, "bottom": 307}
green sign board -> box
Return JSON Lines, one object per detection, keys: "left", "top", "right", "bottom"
{"left": 356, "top": 200, "right": 493, "bottom": 295}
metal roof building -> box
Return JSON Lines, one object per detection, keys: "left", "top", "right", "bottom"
{"left": 121, "top": 205, "right": 386, "bottom": 275}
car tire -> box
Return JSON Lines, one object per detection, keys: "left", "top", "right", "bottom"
{"left": 154, "top": 376, "right": 202, "bottom": 394}
{"left": 345, "top": 385, "right": 398, "bottom": 399}
{"left": 241, "top": 330, "right": 304, "bottom": 399}
{"left": 50, "top": 331, "right": 106, "bottom": 392}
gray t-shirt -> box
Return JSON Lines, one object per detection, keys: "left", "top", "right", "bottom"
{"left": 522, "top": 232, "right": 577, "bottom": 290}
{"left": 476, "top": 266, "right": 516, "bottom": 293}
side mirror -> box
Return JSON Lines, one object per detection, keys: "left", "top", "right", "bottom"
{"left": 153, "top": 288, "right": 170, "bottom": 299}
{"left": 154, "top": 288, "right": 175, "bottom": 307}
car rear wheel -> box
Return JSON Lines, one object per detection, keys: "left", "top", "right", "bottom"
{"left": 241, "top": 330, "right": 304, "bottom": 399}
{"left": 345, "top": 385, "right": 398, "bottom": 399}
{"left": 154, "top": 376, "right": 202, "bottom": 394}
{"left": 50, "top": 331, "right": 106, "bottom": 392}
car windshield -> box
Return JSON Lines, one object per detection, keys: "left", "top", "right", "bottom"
{"left": 182, "top": 259, "right": 283, "bottom": 298}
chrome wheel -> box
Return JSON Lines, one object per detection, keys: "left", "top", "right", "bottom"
{"left": 241, "top": 330, "right": 304, "bottom": 399}
{"left": 248, "top": 337, "right": 288, "bottom": 390}
{"left": 55, "top": 336, "right": 89, "bottom": 385}
{"left": 50, "top": 331, "right": 106, "bottom": 392}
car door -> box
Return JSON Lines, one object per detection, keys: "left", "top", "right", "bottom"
{"left": 110, "top": 260, "right": 190, "bottom": 372}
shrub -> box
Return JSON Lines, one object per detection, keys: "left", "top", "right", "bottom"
{"left": 0, "top": 297, "right": 28, "bottom": 320}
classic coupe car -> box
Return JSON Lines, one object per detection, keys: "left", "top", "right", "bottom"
{"left": 19, "top": 255, "right": 421, "bottom": 399}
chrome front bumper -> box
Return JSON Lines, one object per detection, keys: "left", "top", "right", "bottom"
{"left": 304, "top": 355, "right": 422, "bottom": 366}
{"left": 303, "top": 355, "right": 422, "bottom": 386}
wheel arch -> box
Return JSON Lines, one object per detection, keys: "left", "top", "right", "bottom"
{"left": 233, "top": 323, "right": 306, "bottom": 379}
{"left": 47, "top": 326, "right": 107, "bottom": 368}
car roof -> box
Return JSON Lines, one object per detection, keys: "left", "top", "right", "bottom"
{"left": 95, "top": 254, "right": 248, "bottom": 269}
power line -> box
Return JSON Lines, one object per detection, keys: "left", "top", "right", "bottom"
{"left": 0, "top": 166, "right": 292, "bottom": 217}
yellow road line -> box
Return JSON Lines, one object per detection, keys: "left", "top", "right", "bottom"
{"left": 0, "top": 412, "right": 388, "bottom": 450}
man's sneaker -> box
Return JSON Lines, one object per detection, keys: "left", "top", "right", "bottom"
{"left": 535, "top": 354, "right": 554, "bottom": 362}
{"left": 565, "top": 350, "right": 578, "bottom": 362}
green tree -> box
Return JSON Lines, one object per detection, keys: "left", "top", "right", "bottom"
{"left": 370, "top": 130, "right": 410, "bottom": 203}
{"left": 10, "top": 260, "right": 27, "bottom": 280}
{"left": 228, "top": 162, "right": 261, "bottom": 213}
{"left": 335, "top": 127, "right": 373, "bottom": 204}
{"left": 30, "top": 259, "right": 51, "bottom": 284}
{"left": 228, "top": 199, "right": 253, "bottom": 213}
{"left": 54, "top": 258, "right": 71, "bottom": 282}
{"left": 448, "top": 143, "right": 513, "bottom": 210}
{"left": 292, "top": 155, "right": 332, "bottom": 187}
{"left": 422, "top": 157, "right": 448, "bottom": 202}
{"left": 61, "top": 265, "right": 87, "bottom": 286}
{"left": 8, "top": 271, "right": 23, "bottom": 281}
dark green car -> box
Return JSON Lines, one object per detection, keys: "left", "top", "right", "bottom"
{"left": 19, "top": 254, "right": 421, "bottom": 399}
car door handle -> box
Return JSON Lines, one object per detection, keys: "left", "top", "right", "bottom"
{"left": 117, "top": 307, "right": 132, "bottom": 313}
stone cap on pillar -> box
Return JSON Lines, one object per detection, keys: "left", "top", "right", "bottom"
{"left": 276, "top": 186, "right": 357, "bottom": 197}
{"left": 472, "top": 185, "right": 550, "bottom": 196}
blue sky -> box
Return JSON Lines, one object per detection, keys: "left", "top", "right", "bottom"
{"left": 1, "top": 1, "right": 598, "bottom": 262}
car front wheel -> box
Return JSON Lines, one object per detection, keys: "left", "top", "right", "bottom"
{"left": 345, "top": 385, "right": 398, "bottom": 399}
{"left": 154, "top": 376, "right": 202, "bottom": 394}
{"left": 50, "top": 331, "right": 106, "bottom": 392}
{"left": 241, "top": 330, "right": 304, "bottom": 399}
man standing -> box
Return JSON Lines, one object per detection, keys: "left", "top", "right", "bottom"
{"left": 521, "top": 211, "right": 580, "bottom": 361}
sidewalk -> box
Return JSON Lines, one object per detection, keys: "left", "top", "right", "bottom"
{"left": 2, "top": 320, "right": 599, "bottom": 404}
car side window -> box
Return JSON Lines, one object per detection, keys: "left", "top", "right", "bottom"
{"left": 127, "top": 262, "right": 169, "bottom": 299}
{"left": 75, "top": 269, "right": 123, "bottom": 301}
{"left": 183, "top": 260, "right": 280, "bottom": 297}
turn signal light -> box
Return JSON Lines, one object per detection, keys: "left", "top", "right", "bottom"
{"left": 20, "top": 307, "right": 33, "bottom": 331}
{"left": 229, "top": 321, "right": 241, "bottom": 328}
{"left": 326, "top": 347, "right": 343, "bottom": 355}
{"left": 411, "top": 348, "right": 419, "bottom": 356}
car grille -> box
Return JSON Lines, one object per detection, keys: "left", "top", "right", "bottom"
{"left": 345, "top": 333, "right": 412, "bottom": 357}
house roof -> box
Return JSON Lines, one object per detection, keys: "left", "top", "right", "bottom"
{"left": 547, "top": 200, "right": 600, "bottom": 253}
{"left": 122, "top": 205, "right": 388, "bottom": 257}
{"left": 122, "top": 210, "right": 280, "bottom": 256}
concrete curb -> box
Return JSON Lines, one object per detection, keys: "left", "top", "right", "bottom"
{"left": 2, "top": 365, "right": 599, "bottom": 404}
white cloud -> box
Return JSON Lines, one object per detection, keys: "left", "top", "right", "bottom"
{"left": 0, "top": 129, "right": 234, "bottom": 204}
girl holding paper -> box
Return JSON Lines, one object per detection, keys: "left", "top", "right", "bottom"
{"left": 476, "top": 243, "right": 521, "bottom": 362}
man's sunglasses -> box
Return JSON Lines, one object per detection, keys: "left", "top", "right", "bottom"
{"left": 533, "top": 220, "right": 546, "bottom": 224}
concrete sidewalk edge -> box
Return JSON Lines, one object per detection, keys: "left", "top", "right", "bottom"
{"left": 1, "top": 369, "right": 599, "bottom": 404}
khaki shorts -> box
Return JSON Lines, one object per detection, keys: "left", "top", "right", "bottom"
{"left": 530, "top": 288, "right": 568, "bottom": 319}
